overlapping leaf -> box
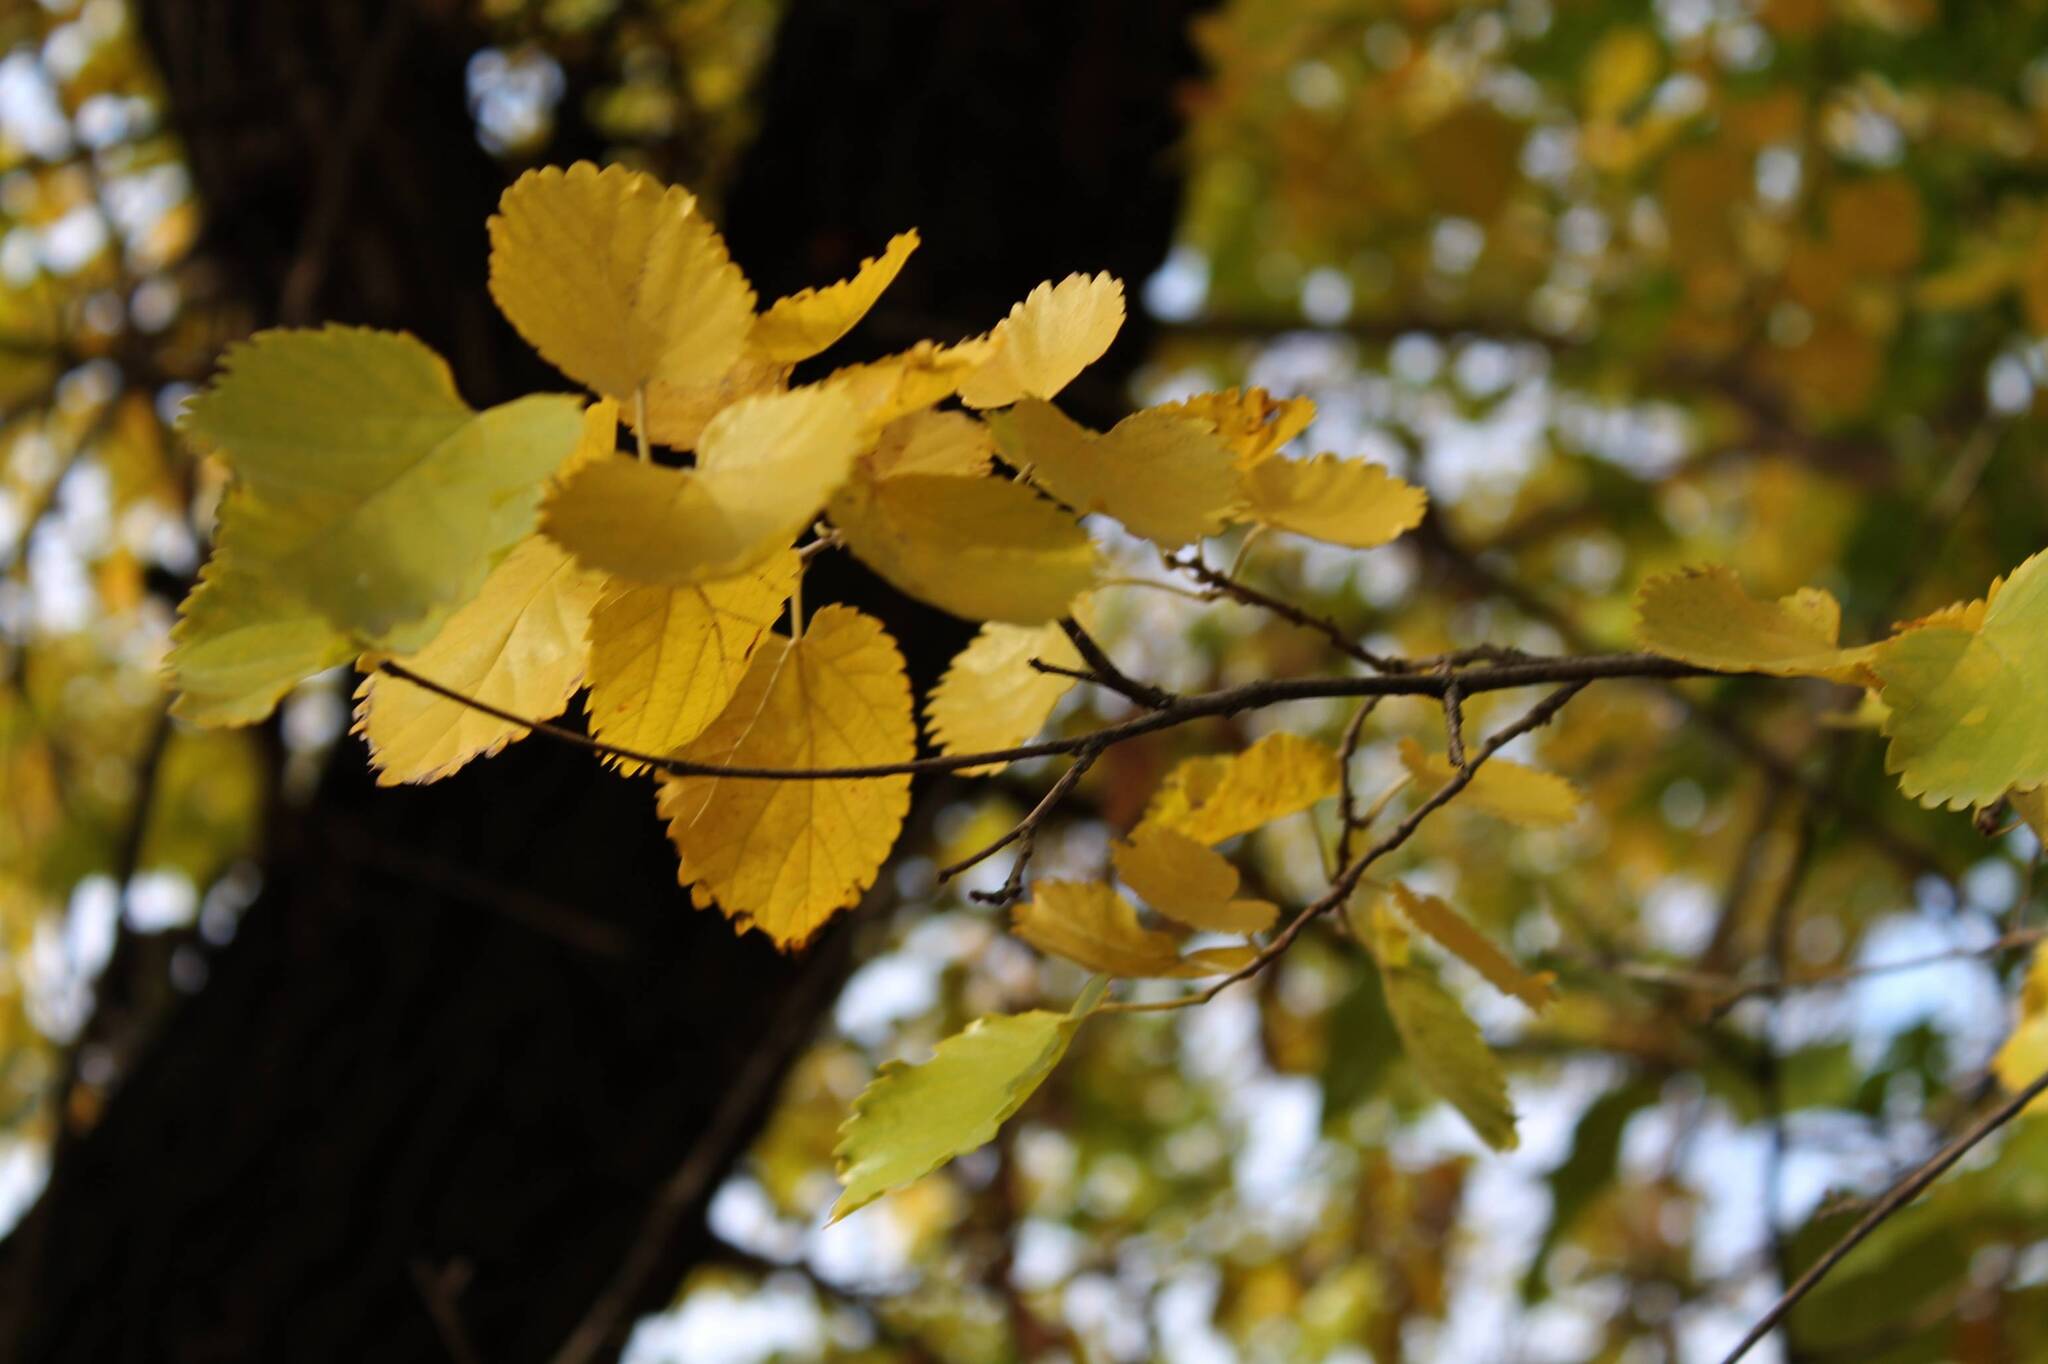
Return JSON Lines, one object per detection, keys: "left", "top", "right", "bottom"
{"left": 544, "top": 385, "right": 864, "bottom": 585}
{"left": 867, "top": 409, "right": 994, "bottom": 479}
{"left": 487, "top": 162, "right": 756, "bottom": 424}
{"left": 831, "top": 979, "right": 1104, "bottom": 1222}
{"left": 830, "top": 470, "right": 1098, "bottom": 623}
{"left": 1012, "top": 881, "right": 1256, "bottom": 978}
{"left": 827, "top": 338, "right": 994, "bottom": 430}
{"left": 1238, "top": 453, "right": 1427, "bottom": 549}
{"left": 179, "top": 326, "right": 587, "bottom": 654}
{"left": 924, "top": 618, "right": 1086, "bottom": 774}
{"left": 957, "top": 272, "right": 1125, "bottom": 410}
{"left": 1159, "top": 386, "right": 1316, "bottom": 466}
{"left": 354, "top": 534, "right": 606, "bottom": 785}
{"left": 1397, "top": 738, "right": 1582, "bottom": 828}
{"left": 1112, "top": 825, "right": 1278, "bottom": 934}
{"left": 656, "top": 605, "right": 913, "bottom": 948}
{"left": 585, "top": 551, "right": 800, "bottom": 774}
{"left": 1142, "top": 732, "right": 1342, "bottom": 846}
{"left": 993, "top": 399, "right": 1238, "bottom": 548}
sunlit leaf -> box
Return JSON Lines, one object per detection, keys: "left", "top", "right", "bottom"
{"left": 867, "top": 409, "right": 994, "bottom": 480}
{"left": 826, "top": 338, "right": 994, "bottom": 430}
{"left": 544, "top": 385, "right": 863, "bottom": 585}
{"left": 752, "top": 230, "right": 918, "bottom": 363}
{"left": 584, "top": 551, "right": 799, "bottom": 775}
{"left": 1238, "top": 453, "right": 1427, "bottom": 549}
{"left": 487, "top": 162, "right": 755, "bottom": 421}
{"left": 830, "top": 979, "right": 1105, "bottom": 1222}
{"left": 656, "top": 605, "right": 912, "bottom": 948}
{"left": 355, "top": 534, "right": 605, "bottom": 785}
{"left": 925, "top": 617, "right": 1085, "bottom": 775}
{"left": 830, "top": 470, "right": 1098, "bottom": 623}
{"left": 957, "top": 273, "right": 1125, "bottom": 409}
{"left": 1157, "top": 386, "right": 1315, "bottom": 467}
{"left": 993, "top": 399, "right": 1238, "bottom": 548}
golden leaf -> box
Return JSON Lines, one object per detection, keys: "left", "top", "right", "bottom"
{"left": 1142, "top": 732, "right": 1342, "bottom": 846}
{"left": 1238, "top": 454, "right": 1427, "bottom": 549}
{"left": 1634, "top": 565, "right": 1877, "bottom": 685}
{"left": 1385, "top": 881, "right": 1555, "bottom": 1011}
{"left": 993, "top": 399, "right": 1239, "bottom": 548}
{"left": 1397, "top": 738, "right": 1582, "bottom": 829}
{"left": 957, "top": 273, "right": 1125, "bottom": 409}
{"left": 925, "top": 617, "right": 1086, "bottom": 775}
{"left": 1157, "top": 387, "right": 1315, "bottom": 467}
{"left": 751, "top": 230, "right": 918, "bottom": 363}
{"left": 657, "top": 605, "right": 913, "bottom": 948}
{"left": 1112, "top": 826, "right": 1278, "bottom": 935}
{"left": 867, "top": 409, "right": 994, "bottom": 480}
{"left": 1012, "top": 881, "right": 1256, "bottom": 978}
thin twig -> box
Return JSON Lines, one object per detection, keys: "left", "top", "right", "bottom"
{"left": 410, "top": 1259, "right": 484, "bottom": 1364}
{"left": 1442, "top": 680, "right": 1467, "bottom": 771}
{"left": 1101, "top": 683, "right": 1587, "bottom": 1015}
{"left": 938, "top": 746, "right": 1103, "bottom": 904}
{"left": 1716, "top": 1065, "right": 2048, "bottom": 1364}
{"left": 1334, "top": 697, "right": 1381, "bottom": 869}
{"left": 1177, "top": 557, "right": 1406, "bottom": 672}
{"left": 375, "top": 654, "right": 1708, "bottom": 783}
{"left": 1059, "top": 617, "right": 1175, "bottom": 710}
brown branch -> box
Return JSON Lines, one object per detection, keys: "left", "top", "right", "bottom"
{"left": 1176, "top": 557, "right": 1406, "bottom": 672}
{"left": 938, "top": 746, "right": 1103, "bottom": 905}
{"left": 1334, "top": 696, "right": 1381, "bottom": 869}
{"left": 1059, "top": 617, "right": 1175, "bottom": 709}
{"left": 1716, "top": 1065, "right": 2048, "bottom": 1364}
{"left": 375, "top": 654, "right": 1711, "bottom": 783}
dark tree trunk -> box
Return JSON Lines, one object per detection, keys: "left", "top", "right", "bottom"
{"left": 0, "top": 2, "right": 1205, "bottom": 1360}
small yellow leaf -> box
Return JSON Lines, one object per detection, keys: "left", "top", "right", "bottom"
{"left": 1112, "top": 826, "right": 1278, "bottom": 935}
{"left": 1143, "top": 732, "right": 1342, "bottom": 846}
{"left": 355, "top": 534, "right": 606, "bottom": 785}
{"left": 2011, "top": 787, "right": 2048, "bottom": 844}
{"left": 488, "top": 162, "right": 755, "bottom": 408}
{"left": 1157, "top": 386, "right": 1315, "bottom": 467}
{"left": 868, "top": 409, "right": 994, "bottom": 480}
{"left": 1634, "top": 565, "right": 1876, "bottom": 684}
{"left": 957, "top": 273, "right": 1125, "bottom": 409}
{"left": 1386, "top": 882, "right": 1555, "bottom": 1011}
{"left": 830, "top": 470, "right": 1098, "bottom": 624}
{"left": 925, "top": 617, "right": 1086, "bottom": 775}
{"left": 632, "top": 353, "right": 789, "bottom": 452}
{"left": 544, "top": 385, "right": 863, "bottom": 585}
{"left": 656, "top": 605, "right": 913, "bottom": 948}
{"left": 1994, "top": 945, "right": 2048, "bottom": 1114}
{"left": 1583, "top": 26, "right": 1661, "bottom": 119}
{"left": 993, "top": 399, "right": 1239, "bottom": 548}
{"left": 1397, "top": 738, "right": 1582, "bottom": 829}
{"left": 751, "top": 230, "right": 918, "bottom": 363}
{"left": 1238, "top": 454, "right": 1427, "bottom": 549}
{"left": 1012, "top": 881, "right": 1255, "bottom": 979}
{"left": 585, "top": 550, "right": 800, "bottom": 775}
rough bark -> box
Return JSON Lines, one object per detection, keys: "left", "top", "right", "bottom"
{"left": 0, "top": 2, "right": 1205, "bottom": 1359}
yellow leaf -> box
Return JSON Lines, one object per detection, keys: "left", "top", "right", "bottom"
{"left": 2011, "top": 787, "right": 2048, "bottom": 844}
{"left": 586, "top": 551, "right": 801, "bottom": 775}
{"left": 1634, "top": 565, "right": 1877, "bottom": 684}
{"left": 1238, "top": 454, "right": 1427, "bottom": 549}
{"left": 1157, "top": 386, "right": 1315, "bottom": 467}
{"left": 544, "top": 385, "right": 863, "bottom": 585}
{"left": 656, "top": 605, "right": 912, "bottom": 948}
{"left": 957, "top": 273, "right": 1125, "bottom": 409}
{"left": 1143, "top": 732, "right": 1342, "bottom": 846}
{"left": 993, "top": 399, "right": 1238, "bottom": 548}
{"left": 924, "top": 618, "right": 1085, "bottom": 775}
{"left": 1397, "top": 738, "right": 1582, "bottom": 829}
{"left": 830, "top": 470, "right": 1098, "bottom": 623}
{"left": 354, "top": 535, "right": 606, "bottom": 785}
{"left": 560, "top": 397, "right": 624, "bottom": 477}
{"left": 1871, "top": 551, "right": 2048, "bottom": 809}
{"left": 868, "top": 409, "right": 994, "bottom": 479}
{"left": 1112, "top": 826, "right": 1278, "bottom": 935}
{"left": 1994, "top": 945, "right": 2048, "bottom": 1114}
{"left": 1386, "top": 882, "right": 1555, "bottom": 1011}
{"left": 827, "top": 338, "right": 995, "bottom": 430}
{"left": 633, "top": 353, "right": 790, "bottom": 452}
{"left": 179, "top": 327, "right": 587, "bottom": 653}
{"left": 751, "top": 230, "right": 918, "bottom": 363}
{"left": 487, "top": 162, "right": 755, "bottom": 410}
{"left": 1012, "top": 881, "right": 1255, "bottom": 979}
{"left": 166, "top": 499, "right": 352, "bottom": 726}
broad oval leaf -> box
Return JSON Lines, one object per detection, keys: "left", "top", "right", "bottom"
{"left": 1238, "top": 453, "right": 1427, "bottom": 549}
{"left": 924, "top": 618, "right": 1086, "bottom": 775}
{"left": 1634, "top": 565, "right": 1875, "bottom": 684}
{"left": 656, "top": 605, "right": 913, "bottom": 948}
{"left": 1142, "top": 732, "right": 1342, "bottom": 846}
{"left": 1013, "top": 881, "right": 1256, "bottom": 979}
{"left": 957, "top": 273, "right": 1125, "bottom": 409}
{"left": 1111, "top": 826, "right": 1277, "bottom": 935}
{"left": 993, "top": 399, "right": 1238, "bottom": 548}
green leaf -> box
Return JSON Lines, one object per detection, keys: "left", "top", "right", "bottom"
{"left": 181, "top": 327, "right": 586, "bottom": 653}
{"left": 1520, "top": 1079, "right": 1657, "bottom": 1300}
{"left": 1871, "top": 550, "right": 2048, "bottom": 808}
{"left": 831, "top": 979, "right": 1105, "bottom": 1221}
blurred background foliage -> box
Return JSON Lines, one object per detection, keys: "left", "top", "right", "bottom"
{"left": 6, "top": 0, "right": 2048, "bottom": 1360}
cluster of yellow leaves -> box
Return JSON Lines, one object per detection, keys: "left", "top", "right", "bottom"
{"left": 1636, "top": 552, "right": 2048, "bottom": 812}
